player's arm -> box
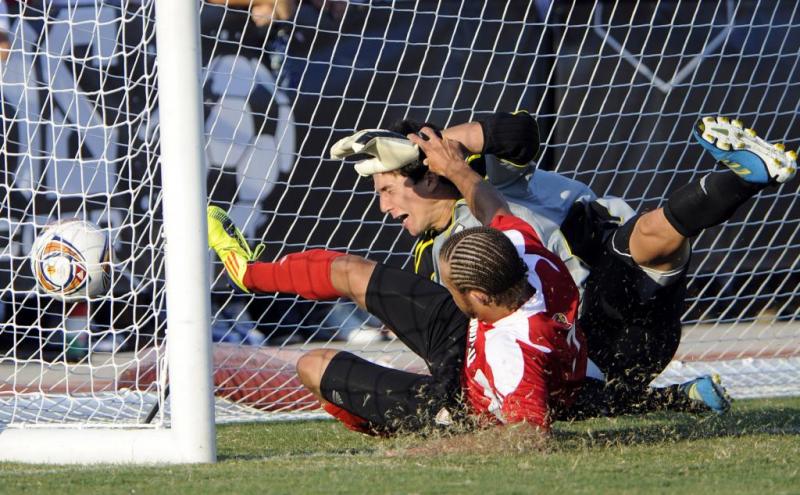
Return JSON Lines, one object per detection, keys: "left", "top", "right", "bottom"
{"left": 0, "top": 1, "right": 10, "bottom": 64}
{"left": 443, "top": 112, "right": 539, "bottom": 188}
{"left": 409, "top": 128, "right": 511, "bottom": 225}
{"left": 442, "top": 111, "right": 540, "bottom": 165}
{"left": 441, "top": 122, "right": 484, "bottom": 154}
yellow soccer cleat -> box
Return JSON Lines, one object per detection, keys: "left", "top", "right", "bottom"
{"left": 207, "top": 206, "right": 263, "bottom": 293}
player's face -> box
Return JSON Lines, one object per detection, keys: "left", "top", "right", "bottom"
{"left": 373, "top": 172, "right": 441, "bottom": 237}
{"left": 439, "top": 260, "right": 477, "bottom": 318}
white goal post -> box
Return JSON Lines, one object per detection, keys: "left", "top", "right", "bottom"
{"left": 0, "top": 0, "right": 215, "bottom": 463}
{"left": 0, "top": 0, "right": 798, "bottom": 464}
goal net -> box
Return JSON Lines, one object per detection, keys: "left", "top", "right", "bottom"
{"left": 0, "top": 0, "right": 798, "bottom": 454}
{"left": 0, "top": 0, "right": 214, "bottom": 463}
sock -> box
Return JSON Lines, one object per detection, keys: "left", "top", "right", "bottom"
{"left": 243, "top": 249, "right": 345, "bottom": 300}
{"left": 664, "top": 171, "right": 766, "bottom": 237}
{"left": 323, "top": 402, "right": 374, "bottom": 435}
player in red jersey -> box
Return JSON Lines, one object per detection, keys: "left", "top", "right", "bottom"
{"left": 208, "top": 129, "right": 587, "bottom": 433}
{"left": 445, "top": 215, "right": 586, "bottom": 427}
{"left": 416, "top": 129, "right": 587, "bottom": 428}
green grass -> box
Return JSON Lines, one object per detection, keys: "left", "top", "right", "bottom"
{"left": 1, "top": 398, "right": 799, "bottom": 495}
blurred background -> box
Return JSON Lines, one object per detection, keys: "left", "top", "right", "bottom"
{"left": 0, "top": 0, "right": 797, "bottom": 360}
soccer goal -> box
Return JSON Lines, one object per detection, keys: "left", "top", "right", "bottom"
{"left": 0, "top": 0, "right": 798, "bottom": 464}
{"left": 0, "top": 0, "right": 214, "bottom": 463}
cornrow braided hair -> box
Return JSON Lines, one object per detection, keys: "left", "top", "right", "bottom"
{"left": 440, "top": 226, "right": 532, "bottom": 309}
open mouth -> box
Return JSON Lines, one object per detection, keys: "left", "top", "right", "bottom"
{"left": 397, "top": 214, "right": 411, "bottom": 230}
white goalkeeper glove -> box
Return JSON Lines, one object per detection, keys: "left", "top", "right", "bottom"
{"left": 330, "top": 129, "right": 420, "bottom": 177}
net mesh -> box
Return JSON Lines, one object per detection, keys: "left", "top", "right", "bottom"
{"left": 0, "top": 0, "right": 798, "bottom": 427}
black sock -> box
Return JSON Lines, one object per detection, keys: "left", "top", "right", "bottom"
{"left": 664, "top": 171, "right": 767, "bottom": 237}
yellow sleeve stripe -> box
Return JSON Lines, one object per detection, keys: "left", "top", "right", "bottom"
{"left": 415, "top": 200, "right": 463, "bottom": 274}
{"left": 466, "top": 153, "right": 482, "bottom": 164}
{"left": 500, "top": 158, "right": 530, "bottom": 169}
{"left": 414, "top": 238, "right": 435, "bottom": 273}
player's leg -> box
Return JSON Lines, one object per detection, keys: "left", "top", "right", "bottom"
{"left": 627, "top": 209, "right": 688, "bottom": 272}
{"left": 207, "top": 205, "right": 374, "bottom": 307}
{"left": 274, "top": 258, "right": 465, "bottom": 434}
{"left": 555, "top": 198, "right": 732, "bottom": 417}
{"left": 575, "top": 237, "right": 687, "bottom": 416}
{"left": 629, "top": 115, "right": 797, "bottom": 272}
{"left": 296, "top": 350, "right": 379, "bottom": 434}
{"left": 567, "top": 211, "right": 729, "bottom": 416}
{"left": 296, "top": 348, "right": 445, "bottom": 435}
{"left": 208, "top": 206, "right": 468, "bottom": 433}
{"left": 559, "top": 115, "right": 793, "bottom": 418}
{"left": 644, "top": 374, "right": 732, "bottom": 414}
{"left": 327, "top": 351, "right": 459, "bottom": 434}
{"left": 242, "top": 244, "right": 469, "bottom": 378}
{"left": 209, "top": 204, "right": 466, "bottom": 365}
{"left": 244, "top": 252, "right": 376, "bottom": 308}
{"left": 364, "top": 263, "right": 468, "bottom": 375}
{"left": 296, "top": 348, "right": 340, "bottom": 401}
{"left": 295, "top": 264, "right": 469, "bottom": 434}
{"left": 589, "top": 115, "right": 796, "bottom": 413}
{"left": 209, "top": 204, "right": 466, "bottom": 376}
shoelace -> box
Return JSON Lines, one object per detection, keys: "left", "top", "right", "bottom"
{"left": 250, "top": 243, "right": 265, "bottom": 262}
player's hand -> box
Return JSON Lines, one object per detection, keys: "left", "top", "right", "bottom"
{"left": 408, "top": 127, "right": 469, "bottom": 179}
{"left": 0, "top": 31, "right": 11, "bottom": 63}
{"left": 250, "top": 0, "right": 295, "bottom": 27}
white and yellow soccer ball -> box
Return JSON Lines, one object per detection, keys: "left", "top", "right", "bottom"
{"left": 30, "top": 219, "right": 111, "bottom": 301}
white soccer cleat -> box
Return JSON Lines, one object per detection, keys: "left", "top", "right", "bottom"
{"left": 693, "top": 116, "right": 797, "bottom": 184}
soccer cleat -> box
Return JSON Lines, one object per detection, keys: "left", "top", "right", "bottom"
{"left": 693, "top": 116, "right": 797, "bottom": 184}
{"left": 679, "top": 374, "right": 731, "bottom": 414}
{"left": 207, "top": 206, "right": 263, "bottom": 293}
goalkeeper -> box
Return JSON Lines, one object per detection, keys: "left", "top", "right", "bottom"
{"left": 208, "top": 135, "right": 589, "bottom": 434}
{"left": 333, "top": 112, "right": 796, "bottom": 417}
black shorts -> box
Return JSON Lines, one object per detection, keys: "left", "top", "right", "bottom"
{"left": 562, "top": 200, "right": 686, "bottom": 387}
{"left": 319, "top": 263, "right": 468, "bottom": 432}
{"left": 565, "top": 201, "right": 686, "bottom": 389}
{"left": 568, "top": 254, "right": 686, "bottom": 418}
{"left": 579, "top": 250, "right": 686, "bottom": 389}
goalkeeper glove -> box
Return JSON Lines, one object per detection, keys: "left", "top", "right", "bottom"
{"left": 330, "top": 129, "right": 420, "bottom": 176}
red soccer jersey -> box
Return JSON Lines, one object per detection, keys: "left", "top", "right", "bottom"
{"left": 461, "top": 214, "right": 587, "bottom": 431}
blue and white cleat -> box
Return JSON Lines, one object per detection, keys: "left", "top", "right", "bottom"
{"left": 693, "top": 116, "right": 797, "bottom": 184}
{"left": 679, "top": 374, "right": 732, "bottom": 414}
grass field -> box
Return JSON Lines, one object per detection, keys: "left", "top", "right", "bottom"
{"left": 1, "top": 397, "right": 798, "bottom": 494}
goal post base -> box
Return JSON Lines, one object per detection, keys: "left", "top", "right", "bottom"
{"left": 0, "top": 428, "right": 215, "bottom": 465}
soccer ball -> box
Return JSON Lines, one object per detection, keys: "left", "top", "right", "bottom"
{"left": 30, "top": 220, "right": 111, "bottom": 301}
